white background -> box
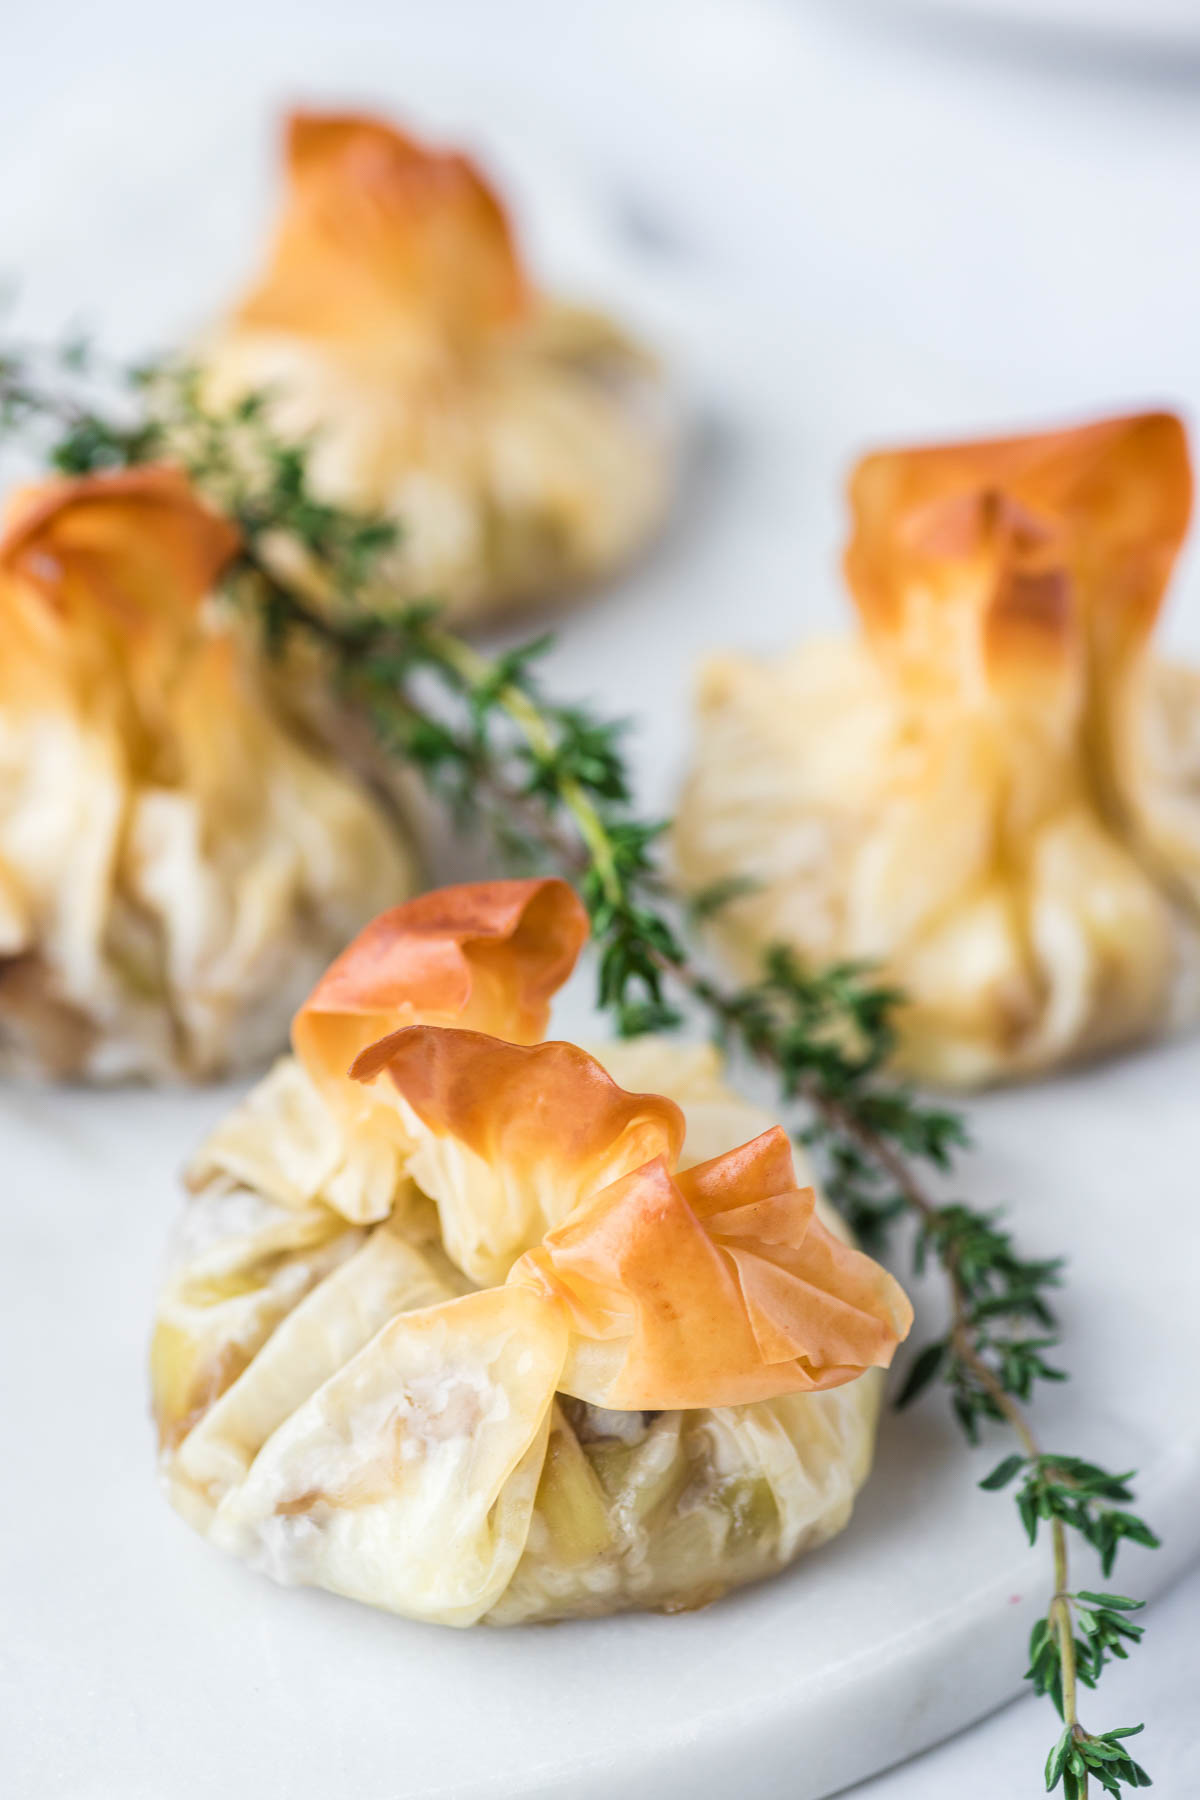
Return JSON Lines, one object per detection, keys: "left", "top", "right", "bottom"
{"left": 2, "top": 1, "right": 1200, "bottom": 1795}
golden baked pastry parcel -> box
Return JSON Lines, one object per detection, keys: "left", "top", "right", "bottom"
{"left": 198, "top": 111, "right": 675, "bottom": 624}
{"left": 677, "top": 413, "right": 1200, "bottom": 1086}
{"left": 153, "top": 879, "right": 911, "bottom": 1625}
{"left": 0, "top": 466, "right": 415, "bottom": 1079}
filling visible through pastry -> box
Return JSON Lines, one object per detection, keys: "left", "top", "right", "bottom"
{"left": 676, "top": 412, "right": 1200, "bottom": 1087}
{"left": 194, "top": 110, "right": 676, "bottom": 625}
{"left": 153, "top": 878, "right": 911, "bottom": 1625}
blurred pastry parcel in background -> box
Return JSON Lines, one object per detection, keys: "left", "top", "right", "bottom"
{"left": 677, "top": 412, "right": 1200, "bottom": 1087}
{"left": 0, "top": 467, "right": 414, "bottom": 1081}
{"left": 197, "top": 111, "right": 676, "bottom": 625}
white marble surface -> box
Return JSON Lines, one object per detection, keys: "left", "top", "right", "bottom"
{"left": 2, "top": 3, "right": 1200, "bottom": 1796}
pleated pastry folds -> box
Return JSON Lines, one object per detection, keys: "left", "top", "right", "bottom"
{"left": 155, "top": 880, "right": 910, "bottom": 1624}
{"left": 677, "top": 412, "right": 1200, "bottom": 1087}
{"left": 356, "top": 1024, "right": 911, "bottom": 1409}
{"left": 0, "top": 468, "right": 413, "bottom": 1080}
{"left": 197, "top": 110, "right": 676, "bottom": 623}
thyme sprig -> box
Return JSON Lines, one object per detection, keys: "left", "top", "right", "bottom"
{"left": 0, "top": 338, "right": 1162, "bottom": 1797}
{"left": 0, "top": 332, "right": 161, "bottom": 471}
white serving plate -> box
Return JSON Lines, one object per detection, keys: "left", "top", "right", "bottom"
{"left": 2, "top": 26, "right": 1199, "bottom": 1800}
{"left": 860, "top": 0, "right": 1200, "bottom": 50}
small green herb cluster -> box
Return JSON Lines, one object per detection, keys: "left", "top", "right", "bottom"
{"left": 1044, "top": 1722, "right": 1152, "bottom": 1799}
{"left": 0, "top": 336, "right": 1163, "bottom": 1797}
{"left": 0, "top": 335, "right": 160, "bottom": 471}
{"left": 996, "top": 1456, "right": 1163, "bottom": 1580}
{"left": 898, "top": 1206, "right": 1066, "bottom": 1430}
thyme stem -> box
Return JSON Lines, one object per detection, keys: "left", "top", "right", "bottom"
{"left": 425, "top": 626, "right": 625, "bottom": 903}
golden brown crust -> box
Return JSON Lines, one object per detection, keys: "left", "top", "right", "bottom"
{"left": 0, "top": 468, "right": 244, "bottom": 751}
{"left": 299, "top": 875, "right": 585, "bottom": 1051}
{"left": 293, "top": 878, "right": 589, "bottom": 1135}
{"left": 235, "top": 109, "right": 532, "bottom": 348}
{"left": 357, "top": 1023, "right": 685, "bottom": 1211}
{"left": 353, "top": 1015, "right": 911, "bottom": 1411}
{"left": 0, "top": 466, "right": 240, "bottom": 646}
{"left": 521, "top": 1124, "right": 911, "bottom": 1410}
{"left": 845, "top": 413, "right": 1193, "bottom": 688}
